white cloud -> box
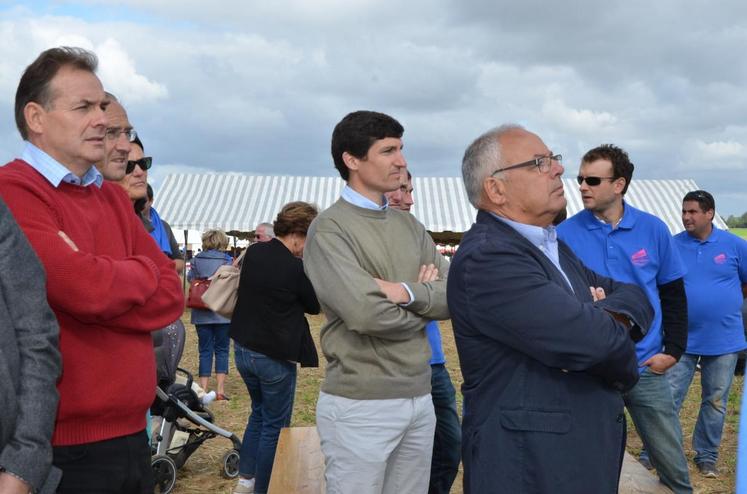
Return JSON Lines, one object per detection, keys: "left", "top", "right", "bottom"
{"left": 1, "top": 1, "right": 747, "bottom": 214}
{"left": 97, "top": 38, "right": 167, "bottom": 103}
{"left": 695, "top": 140, "right": 745, "bottom": 160}
{"left": 541, "top": 99, "right": 618, "bottom": 134}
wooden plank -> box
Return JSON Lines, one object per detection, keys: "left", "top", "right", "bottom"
{"left": 619, "top": 451, "right": 673, "bottom": 494}
{"left": 268, "top": 426, "right": 326, "bottom": 494}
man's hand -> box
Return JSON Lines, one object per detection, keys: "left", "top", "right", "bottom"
{"left": 642, "top": 353, "right": 677, "bottom": 374}
{"left": 589, "top": 286, "right": 606, "bottom": 301}
{"left": 374, "top": 264, "right": 439, "bottom": 304}
{"left": 58, "top": 230, "right": 79, "bottom": 252}
{"left": 374, "top": 278, "right": 410, "bottom": 304}
{"left": 418, "top": 263, "right": 439, "bottom": 283}
{"left": 0, "top": 472, "right": 32, "bottom": 494}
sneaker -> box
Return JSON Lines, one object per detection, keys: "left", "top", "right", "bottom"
{"left": 233, "top": 478, "right": 255, "bottom": 494}
{"left": 697, "top": 462, "right": 719, "bottom": 478}
{"left": 638, "top": 456, "right": 654, "bottom": 471}
{"left": 216, "top": 393, "right": 231, "bottom": 401}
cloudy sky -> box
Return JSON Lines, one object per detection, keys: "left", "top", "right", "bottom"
{"left": 1, "top": 0, "right": 746, "bottom": 215}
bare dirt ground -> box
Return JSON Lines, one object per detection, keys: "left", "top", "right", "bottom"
{"left": 169, "top": 314, "right": 740, "bottom": 494}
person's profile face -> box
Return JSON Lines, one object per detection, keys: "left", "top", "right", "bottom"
{"left": 35, "top": 66, "right": 108, "bottom": 170}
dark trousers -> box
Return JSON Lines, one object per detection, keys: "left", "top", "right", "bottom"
{"left": 429, "top": 363, "right": 461, "bottom": 494}
{"left": 53, "top": 430, "right": 153, "bottom": 494}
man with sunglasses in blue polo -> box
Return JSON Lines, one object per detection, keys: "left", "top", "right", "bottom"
{"left": 557, "top": 144, "right": 692, "bottom": 493}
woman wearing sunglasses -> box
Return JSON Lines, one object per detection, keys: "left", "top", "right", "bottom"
{"left": 126, "top": 137, "right": 183, "bottom": 272}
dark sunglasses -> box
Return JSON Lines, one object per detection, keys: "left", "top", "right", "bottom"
{"left": 126, "top": 157, "right": 153, "bottom": 174}
{"left": 576, "top": 175, "right": 616, "bottom": 186}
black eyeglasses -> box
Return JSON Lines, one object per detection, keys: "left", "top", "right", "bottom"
{"left": 105, "top": 127, "right": 138, "bottom": 142}
{"left": 576, "top": 176, "right": 616, "bottom": 186}
{"left": 126, "top": 157, "right": 152, "bottom": 174}
{"left": 491, "top": 154, "right": 562, "bottom": 176}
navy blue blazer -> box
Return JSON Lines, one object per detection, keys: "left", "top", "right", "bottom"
{"left": 448, "top": 211, "right": 653, "bottom": 494}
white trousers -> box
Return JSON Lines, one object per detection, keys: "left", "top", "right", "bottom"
{"left": 316, "top": 391, "right": 436, "bottom": 494}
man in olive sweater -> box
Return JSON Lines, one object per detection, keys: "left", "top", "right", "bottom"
{"left": 304, "top": 111, "right": 450, "bottom": 494}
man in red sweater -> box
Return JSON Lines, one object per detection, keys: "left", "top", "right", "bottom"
{"left": 0, "top": 46, "right": 184, "bottom": 493}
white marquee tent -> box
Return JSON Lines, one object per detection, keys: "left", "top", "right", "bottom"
{"left": 153, "top": 174, "right": 727, "bottom": 241}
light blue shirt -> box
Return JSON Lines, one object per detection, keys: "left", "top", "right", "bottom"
{"left": 20, "top": 141, "right": 103, "bottom": 188}
{"left": 340, "top": 185, "right": 388, "bottom": 210}
{"left": 340, "top": 184, "right": 414, "bottom": 304}
{"left": 493, "top": 213, "right": 573, "bottom": 290}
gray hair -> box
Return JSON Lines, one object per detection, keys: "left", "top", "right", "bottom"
{"left": 461, "top": 124, "right": 524, "bottom": 208}
{"left": 257, "top": 222, "right": 275, "bottom": 238}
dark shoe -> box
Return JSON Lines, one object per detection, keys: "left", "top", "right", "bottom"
{"left": 216, "top": 393, "right": 230, "bottom": 401}
{"left": 638, "top": 456, "right": 654, "bottom": 471}
{"left": 697, "top": 462, "right": 719, "bottom": 478}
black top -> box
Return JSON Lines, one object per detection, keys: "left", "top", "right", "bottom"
{"left": 230, "top": 238, "right": 320, "bottom": 367}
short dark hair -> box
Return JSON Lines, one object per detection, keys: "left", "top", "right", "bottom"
{"left": 15, "top": 47, "right": 98, "bottom": 140}
{"left": 273, "top": 201, "right": 319, "bottom": 237}
{"left": 331, "top": 111, "right": 404, "bottom": 180}
{"left": 683, "top": 190, "right": 715, "bottom": 213}
{"left": 146, "top": 183, "right": 154, "bottom": 202}
{"left": 582, "top": 144, "right": 635, "bottom": 195}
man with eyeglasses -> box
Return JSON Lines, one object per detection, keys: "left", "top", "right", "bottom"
{"left": 95, "top": 92, "right": 138, "bottom": 181}
{"left": 557, "top": 144, "right": 692, "bottom": 493}
{"left": 669, "top": 190, "right": 747, "bottom": 478}
{"left": 449, "top": 125, "right": 651, "bottom": 493}
{"left": 0, "top": 47, "right": 184, "bottom": 493}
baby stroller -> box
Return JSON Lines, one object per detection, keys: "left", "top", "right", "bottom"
{"left": 150, "top": 320, "right": 242, "bottom": 494}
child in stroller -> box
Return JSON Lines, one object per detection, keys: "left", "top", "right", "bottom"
{"left": 150, "top": 320, "right": 242, "bottom": 494}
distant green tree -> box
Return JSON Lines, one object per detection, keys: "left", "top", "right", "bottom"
{"left": 726, "top": 212, "right": 747, "bottom": 228}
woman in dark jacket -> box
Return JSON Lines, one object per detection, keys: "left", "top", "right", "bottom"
{"left": 230, "top": 201, "right": 320, "bottom": 494}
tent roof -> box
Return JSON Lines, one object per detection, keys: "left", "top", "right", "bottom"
{"left": 153, "top": 174, "right": 727, "bottom": 234}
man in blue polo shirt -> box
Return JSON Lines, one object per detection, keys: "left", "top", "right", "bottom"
{"left": 385, "top": 170, "right": 461, "bottom": 494}
{"left": 669, "top": 190, "right": 747, "bottom": 478}
{"left": 557, "top": 144, "right": 692, "bottom": 493}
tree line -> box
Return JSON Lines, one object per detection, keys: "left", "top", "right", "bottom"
{"left": 726, "top": 212, "right": 747, "bottom": 228}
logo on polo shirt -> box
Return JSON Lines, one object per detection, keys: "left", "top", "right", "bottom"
{"left": 714, "top": 253, "right": 727, "bottom": 265}
{"left": 631, "top": 248, "right": 649, "bottom": 267}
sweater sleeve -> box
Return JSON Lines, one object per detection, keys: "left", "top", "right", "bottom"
{"left": 304, "top": 218, "right": 434, "bottom": 341}
{"left": 0, "top": 180, "right": 184, "bottom": 333}
{"left": 0, "top": 199, "right": 61, "bottom": 491}
{"left": 404, "top": 223, "right": 450, "bottom": 320}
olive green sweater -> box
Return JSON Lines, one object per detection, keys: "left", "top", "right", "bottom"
{"left": 303, "top": 198, "right": 449, "bottom": 399}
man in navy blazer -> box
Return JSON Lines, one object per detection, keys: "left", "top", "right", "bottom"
{"left": 448, "top": 125, "right": 654, "bottom": 494}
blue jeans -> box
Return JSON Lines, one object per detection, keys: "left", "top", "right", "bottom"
{"left": 234, "top": 344, "right": 296, "bottom": 494}
{"left": 429, "top": 364, "right": 461, "bottom": 494}
{"left": 669, "top": 352, "right": 739, "bottom": 465}
{"left": 195, "top": 323, "right": 230, "bottom": 377}
{"left": 624, "top": 368, "right": 692, "bottom": 493}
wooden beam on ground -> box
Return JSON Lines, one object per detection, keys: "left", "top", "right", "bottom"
{"left": 268, "top": 426, "right": 326, "bottom": 494}
{"left": 619, "top": 451, "right": 673, "bottom": 494}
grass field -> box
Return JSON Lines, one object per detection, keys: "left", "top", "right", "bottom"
{"left": 169, "top": 313, "right": 741, "bottom": 494}
{"left": 730, "top": 227, "right": 747, "bottom": 239}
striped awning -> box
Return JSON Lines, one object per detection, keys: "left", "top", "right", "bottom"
{"left": 154, "top": 174, "right": 727, "bottom": 235}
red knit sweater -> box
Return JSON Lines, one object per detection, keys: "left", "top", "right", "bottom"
{"left": 0, "top": 160, "right": 185, "bottom": 446}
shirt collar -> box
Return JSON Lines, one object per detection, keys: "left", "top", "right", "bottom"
{"left": 490, "top": 213, "right": 558, "bottom": 249}
{"left": 21, "top": 141, "right": 103, "bottom": 188}
{"left": 586, "top": 200, "right": 636, "bottom": 230}
{"left": 685, "top": 224, "right": 719, "bottom": 244}
{"left": 341, "top": 184, "right": 388, "bottom": 210}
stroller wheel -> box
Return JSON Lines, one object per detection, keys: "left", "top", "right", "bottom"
{"left": 152, "top": 454, "right": 177, "bottom": 493}
{"left": 222, "top": 449, "right": 241, "bottom": 479}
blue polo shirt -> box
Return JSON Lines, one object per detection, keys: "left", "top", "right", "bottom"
{"left": 557, "top": 203, "right": 686, "bottom": 368}
{"left": 673, "top": 226, "right": 747, "bottom": 355}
